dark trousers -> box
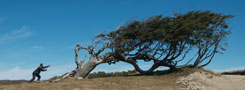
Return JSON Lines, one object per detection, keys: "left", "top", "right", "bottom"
{"left": 29, "top": 73, "right": 41, "bottom": 82}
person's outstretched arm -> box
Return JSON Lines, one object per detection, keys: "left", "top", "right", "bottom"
{"left": 41, "top": 69, "right": 47, "bottom": 71}
{"left": 43, "top": 65, "right": 50, "bottom": 68}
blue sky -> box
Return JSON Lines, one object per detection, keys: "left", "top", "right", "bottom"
{"left": 0, "top": 0, "right": 244, "bottom": 80}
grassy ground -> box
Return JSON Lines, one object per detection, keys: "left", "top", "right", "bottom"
{"left": 0, "top": 68, "right": 200, "bottom": 90}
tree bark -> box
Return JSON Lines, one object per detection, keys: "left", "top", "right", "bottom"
{"left": 71, "top": 44, "right": 111, "bottom": 78}
{"left": 74, "top": 57, "right": 98, "bottom": 78}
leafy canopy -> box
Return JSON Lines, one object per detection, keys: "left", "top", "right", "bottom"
{"left": 95, "top": 10, "right": 232, "bottom": 70}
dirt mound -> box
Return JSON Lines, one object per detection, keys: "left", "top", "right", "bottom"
{"left": 177, "top": 70, "right": 245, "bottom": 90}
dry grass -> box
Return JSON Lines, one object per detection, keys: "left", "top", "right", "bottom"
{"left": 0, "top": 75, "right": 185, "bottom": 90}
{"left": 0, "top": 68, "right": 202, "bottom": 90}
{"left": 221, "top": 70, "right": 245, "bottom": 75}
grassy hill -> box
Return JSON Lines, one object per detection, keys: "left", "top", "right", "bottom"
{"left": 0, "top": 68, "right": 200, "bottom": 90}
{"left": 3, "top": 68, "right": 243, "bottom": 90}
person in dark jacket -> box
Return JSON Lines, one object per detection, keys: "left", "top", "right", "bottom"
{"left": 29, "top": 63, "right": 50, "bottom": 82}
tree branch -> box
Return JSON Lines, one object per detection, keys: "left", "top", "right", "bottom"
{"left": 75, "top": 44, "right": 81, "bottom": 68}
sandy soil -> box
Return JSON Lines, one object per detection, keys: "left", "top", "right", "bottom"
{"left": 177, "top": 71, "right": 245, "bottom": 90}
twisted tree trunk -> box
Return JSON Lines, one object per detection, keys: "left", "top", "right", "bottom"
{"left": 74, "top": 56, "right": 99, "bottom": 78}
{"left": 59, "top": 44, "right": 112, "bottom": 79}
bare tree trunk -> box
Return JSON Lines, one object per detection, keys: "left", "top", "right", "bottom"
{"left": 56, "top": 44, "right": 102, "bottom": 80}
{"left": 69, "top": 44, "right": 111, "bottom": 79}
{"left": 74, "top": 57, "right": 99, "bottom": 78}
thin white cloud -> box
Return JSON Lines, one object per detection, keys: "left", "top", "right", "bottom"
{"left": 42, "top": 64, "right": 75, "bottom": 79}
{"left": 13, "top": 26, "right": 27, "bottom": 34}
{"left": 212, "top": 66, "right": 245, "bottom": 72}
{"left": 32, "top": 46, "right": 41, "bottom": 49}
{"left": 0, "top": 17, "right": 7, "bottom": 23}
{"left": 0, "top": 64, "right": 75, "bottom": 80}
{"left": 0, "top": 67, "right": 33, "bottom": 80}
{"left": 0, "top": 25, "right": 32, "bottom": 44}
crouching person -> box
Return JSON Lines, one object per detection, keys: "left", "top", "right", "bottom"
{"left": 29, "top": 63, "right": 50, "bottom": 82}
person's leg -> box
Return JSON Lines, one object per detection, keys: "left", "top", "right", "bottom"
{"left": 28, "top": 73, "right": 36, "bottom": 82}
{"left": 36, "top": 74, "right": 41, "bottom": 81}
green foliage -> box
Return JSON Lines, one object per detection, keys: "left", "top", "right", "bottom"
{"left": 88, "top": 70, "right": 138, "bottom": 78}
{"left": 95, "top": 10, "right": 232, "bottom": 73}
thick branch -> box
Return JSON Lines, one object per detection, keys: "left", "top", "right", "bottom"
{"left": 199, "top": 40, "right": 220, "bottom": 67}
{"left": 76, "top": 44, "right": 95, "bottom": 55}
{"left": 75, "top": 45, "right": 81, "bottom": 68}
{"left": 114, "top": 53, "right": 165, "bottom": 74}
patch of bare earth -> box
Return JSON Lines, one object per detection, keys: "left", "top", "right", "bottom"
{"left": 0, "top": 74, "right": 186, "bottom": 90}
{"left": 177, "top": 71, "right": 245, "bottom": 90}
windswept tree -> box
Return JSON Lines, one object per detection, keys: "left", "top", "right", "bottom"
{"left": 188, "top": 11, "right": 232, "bottom": 67}
{"left": 62, "top": 11, "right": 232, "bottom": 79}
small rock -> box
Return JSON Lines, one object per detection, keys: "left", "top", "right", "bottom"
{"left": 78, "top": 77, "right": 83, "bottom": 80}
